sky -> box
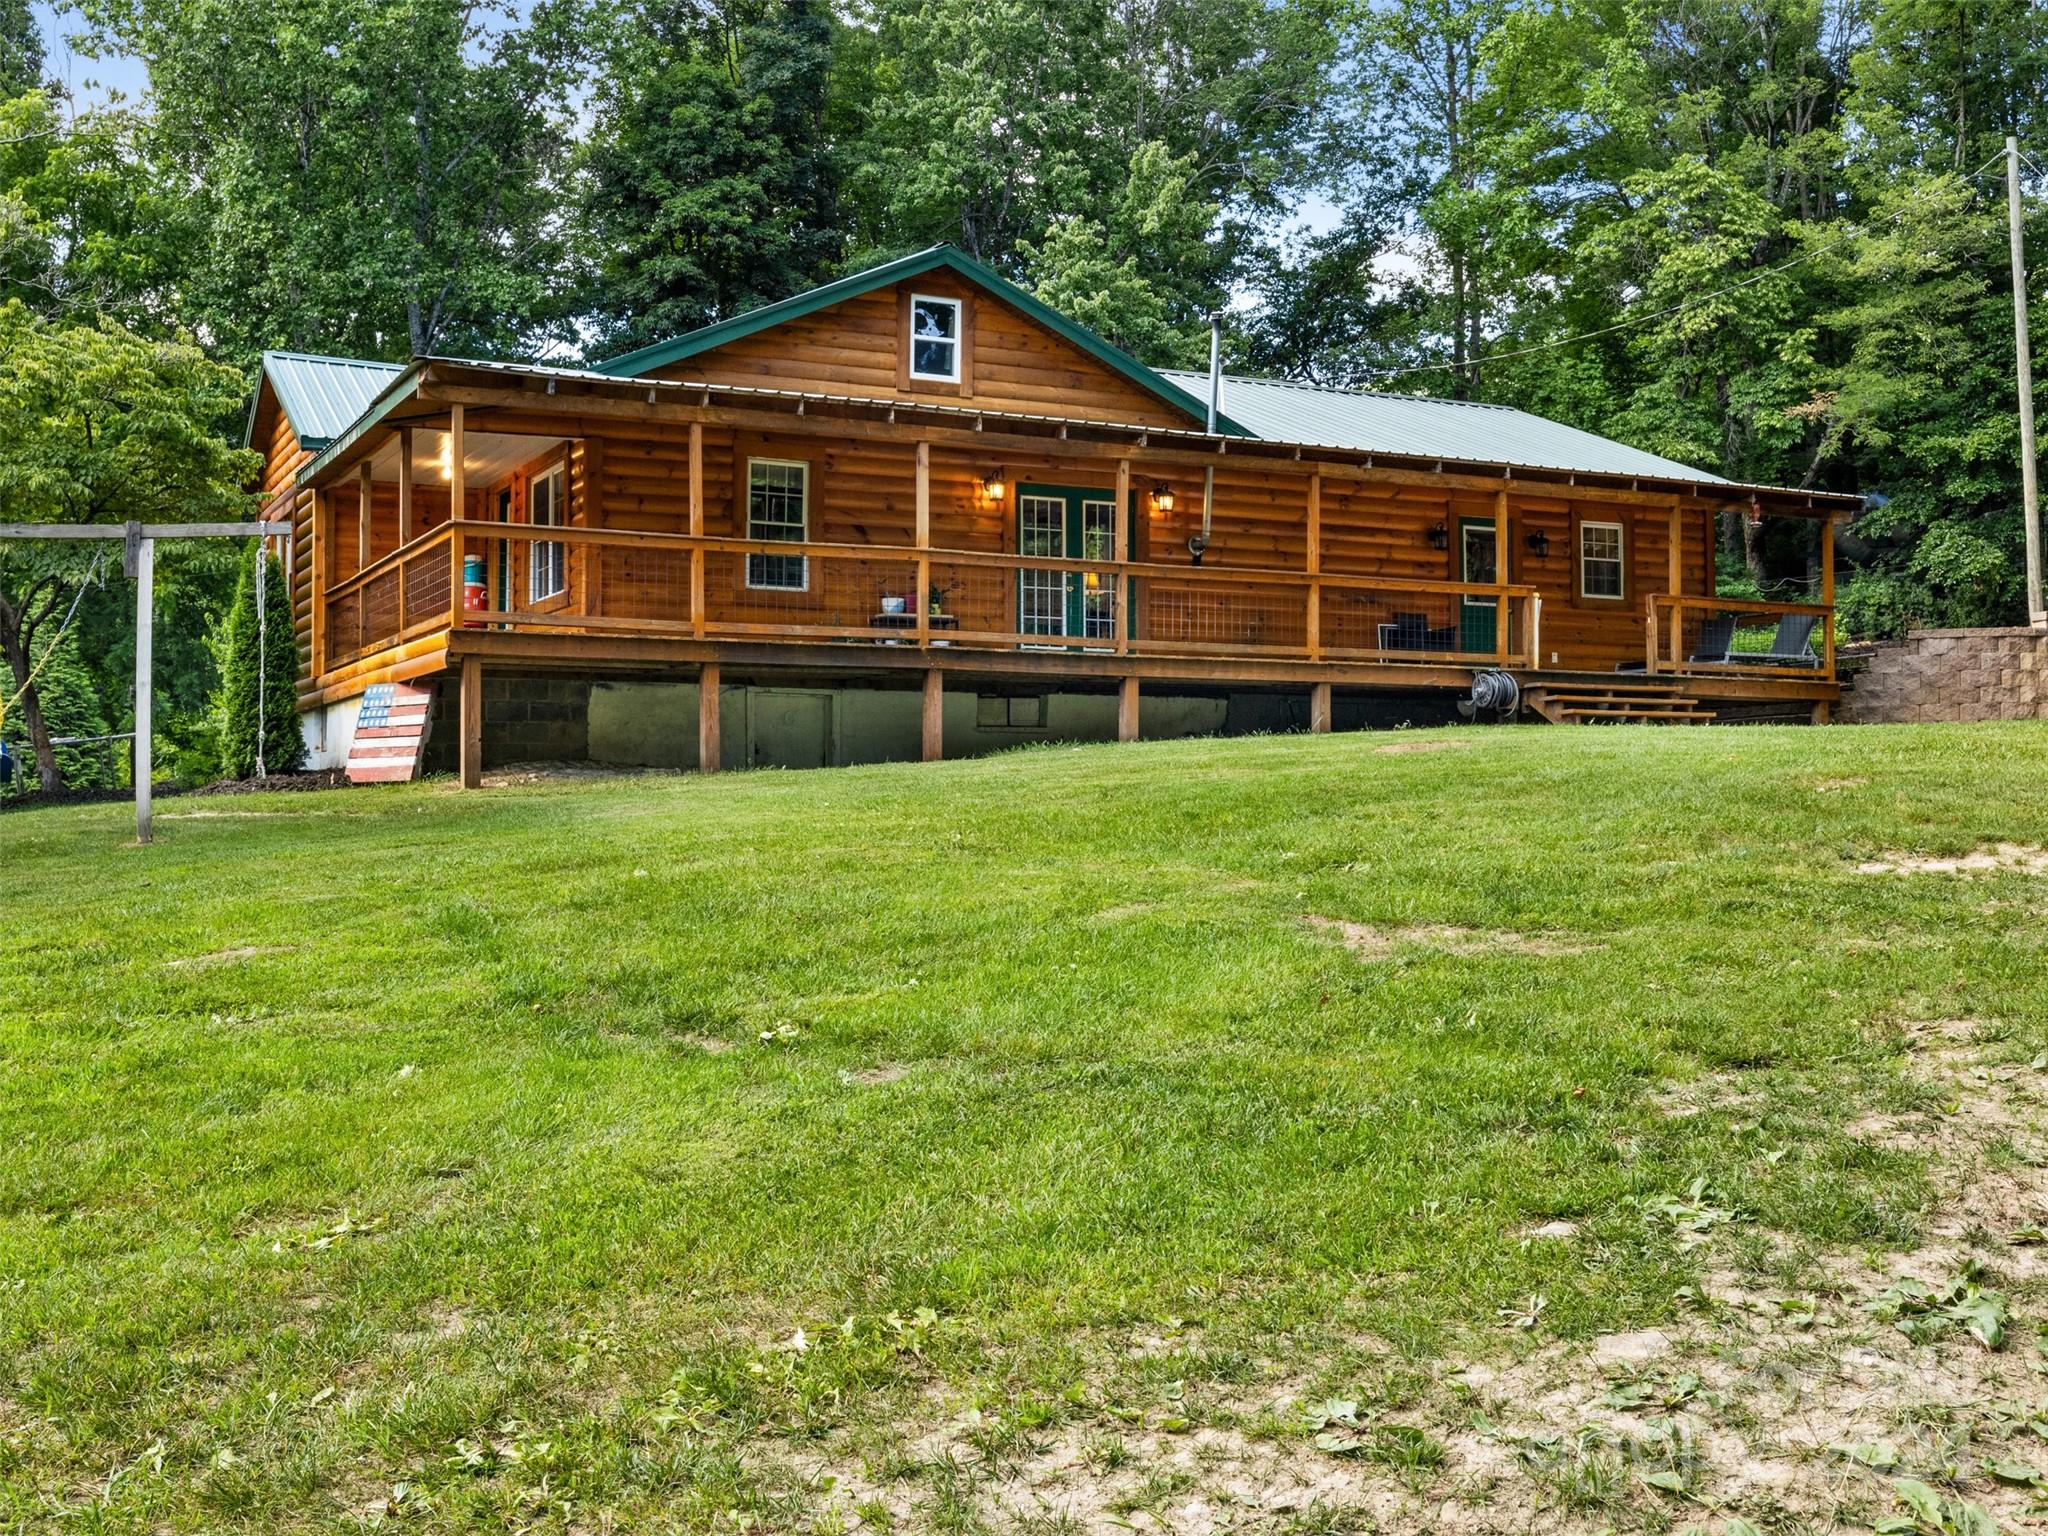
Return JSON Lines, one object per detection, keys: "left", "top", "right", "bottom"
{"left": 31, "top": 2, "right": 146, "bottom": 105}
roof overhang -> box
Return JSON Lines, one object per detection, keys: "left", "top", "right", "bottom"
{"left": 294, "top": 356, "right": 1860, "bottom": 518}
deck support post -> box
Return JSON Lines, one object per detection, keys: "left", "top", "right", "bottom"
{"left": 1118, "top": 676, "right": 1140, "bottom": 742}
{"left": 1310, "top": 681, "right": 1332, "bottom": 734}
{"left": 698, "top": 661, "right": 721, "bottom": 773}
{"left": 922, "top": 669, "right": 944, "bottom": 762}
{"left": 459, "top": 654, "right": 483, "bottom": 790}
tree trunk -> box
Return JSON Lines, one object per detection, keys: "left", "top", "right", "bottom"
{"left": 0, "top": 596, "right": 61, "bottom": 791}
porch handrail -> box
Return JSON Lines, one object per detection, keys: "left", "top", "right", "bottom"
{"left": 325, "top": 522, "right": 453, "bottom": 603}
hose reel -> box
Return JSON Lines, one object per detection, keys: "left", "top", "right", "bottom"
{"left": 1462, "top": 669, "right": 1521, "bottom": 722}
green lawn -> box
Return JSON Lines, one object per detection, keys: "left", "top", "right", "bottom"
{"left": 4, "top": 722, "right": 2046, "bottom": 1532}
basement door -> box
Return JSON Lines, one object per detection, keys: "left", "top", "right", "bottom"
{"left": 1017, "top": 485, "right": 1117, "bottom": 641}
{"left": 1458, "top": 516, "right": 1498, "bottom": 655}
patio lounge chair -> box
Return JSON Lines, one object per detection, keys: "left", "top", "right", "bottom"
{"left": 1688, "top": 615, "right": 1737, "bottom": 664}
{"left": 1754, "top": 612, "right": 1820, "bottom": 667}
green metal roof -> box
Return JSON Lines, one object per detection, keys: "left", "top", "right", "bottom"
{"left": 1161, "top": 370, "right": 1730, "bottom": 484}
{"left": 250, "top": 351, "right": 406, "bottom": 450}
{"left": 593, "top": 244, "right": 1250, "bottom": 435}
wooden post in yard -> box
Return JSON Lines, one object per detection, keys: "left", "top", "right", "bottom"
{"left": 922, "top": 669, "right": 944, "bottom": 762}
{"left": 689, "top": 422, "right": 706, "bottom": 638}
{"left": 698, "top": 661, "right": 721, "bottom": 772}
{"left": 1310, "top": 681, "right": 1332, "bottom": 734}
{"left": 1118, "top": 676, "right": 1140, "bottom": 742}
{"left": 459, "top": 654, "right": 483, "bottom": 790}
{"left": 133, "top": 531, "right": 153, "bottom": 842}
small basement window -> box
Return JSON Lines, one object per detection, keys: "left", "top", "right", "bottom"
{"left": 975, "top": 694, "right": 1045, "bottom": 729}
{"left": 1579, "top": 520, "right": 1624, "bottom": 600}
{"left": 746, "top": 458, "right": 809, "bottom": 590}
{"left": 908, "top": 294, "right": 962, "bottom": 381}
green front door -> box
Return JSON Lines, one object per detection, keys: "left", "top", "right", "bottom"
{"left": 1018, "top": 485, "right": 1118, "bottom": 640}
{"left": 1458, "top": 516, "right": 1498, "bottom": 654}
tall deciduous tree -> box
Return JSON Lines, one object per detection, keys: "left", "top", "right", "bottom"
{"left": 578, "top": 0, "right": 843, "bottom": 358}
{"left": 0, "top": 301, "right": 256, "bottom": 790}
{"left": 77, "top": 0, "right": 589, "bottom": 365}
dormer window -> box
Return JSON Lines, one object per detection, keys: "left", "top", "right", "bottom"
{"left": 908, "top": 294, "right": 962, "bottom": 381}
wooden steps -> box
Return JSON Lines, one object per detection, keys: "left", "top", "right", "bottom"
{"left": 1523, "top": 679, "right": 1717, "bottom": 726}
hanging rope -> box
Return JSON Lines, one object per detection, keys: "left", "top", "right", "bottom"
{"left": 0, "top": 550, "right": 107, "bottom": 741}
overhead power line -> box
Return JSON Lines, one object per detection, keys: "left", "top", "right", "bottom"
{"left": 1359, "top": 148, "right": 2012, "bottom": 384}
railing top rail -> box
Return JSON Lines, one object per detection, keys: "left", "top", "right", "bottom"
{"left": 1647, "top": 592, "right": 1830, "bottom": 617}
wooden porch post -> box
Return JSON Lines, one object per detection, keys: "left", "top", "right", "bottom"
{"left": 459, "top": 654, "right": 482, "bottom": 790}
{"left": 311, "top": 486, "right": 329, "bottom": 676}
{"left": 921, "top": 669, "right": 944, "bottom": 762}
{"left": 915, "top": 440, "right": 931, "bottom": 647}
{"left": 698, "top": 661, "right": 721, "bottom": 772}
{"left": 357, "top": 459, "right": 374, "bottom": 571}
{"left": 1667, "top": 499, "right": 1684, "bottom": 666}
{"left": 1819, "top": 512, "right": 1837, "bottom": 713}
{"left": 1492, "top": 487, "right": 1509, "bottom": 660}
{"left": 1310, "top": 681, "right": 1332, "bottom": 734}
{"left": 1115, "top": 457, "right": 1131, "bottom": 655}
{"left": 446, "top": 405, "right": 466, "bottom": 628}
{"left": 1306, "top": 473, "right": 1323, "bottom": 661}
{"left": 1118, "top": 676, "right": 1140, "bottom": 742}
{"left": 397, "top": 428, "right": 415, "bottom": 543}
{"left": 689, "top": 422, "right": 706, "bottom": 638}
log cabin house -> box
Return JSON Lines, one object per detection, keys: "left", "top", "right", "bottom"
{"left": 245, "top": 244, "right": 1859, "bottom": 783}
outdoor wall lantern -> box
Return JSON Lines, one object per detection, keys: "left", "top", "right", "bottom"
{"left": 982, "top": 470, "right": 1007, "bottom": 503}
{"left": 1427, "top": 521, "right": 1449, "bottom": 550}
{"left": 1151, "top": 482, "right": 1175, "bottom": 514}
{"left": 1526, "top": 528, "right": 1550, "bottom": 559}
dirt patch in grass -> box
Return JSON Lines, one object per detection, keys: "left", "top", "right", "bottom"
{"left": 1305, "top": 914, "right": 1597, "bottom": 960}
{"left": 163, "top": 943, "right": 297, "bottom": 968}
{"left": 1372, "top": 738, "right": 1474, "bottom": 755}
{"left": 1812, "top": 775, "right": 1869, "bottom": 792}
{"left": 758, "top": 1030, "right": 2048, "bottom": 1536}
{"left": 1855, "top": 842, "right": 2048, "bottom": 875}
{"left": 841, "top": 1063, "right": 912, "bottom": 1086}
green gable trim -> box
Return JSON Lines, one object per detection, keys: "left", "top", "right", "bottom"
{"left": 593, "top": 244, "right": 1251, "bottom": 437}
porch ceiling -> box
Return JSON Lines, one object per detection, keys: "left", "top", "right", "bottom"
{"left": 358, "top": 428, "right": 564, "bottom": 490}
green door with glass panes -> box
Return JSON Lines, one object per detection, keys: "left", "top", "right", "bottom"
{"left": 1458, "top": 516, "right": 1499, "bottom": 654}
{"left": 1017, "top": 485, "right": 1120, "bottom": 641}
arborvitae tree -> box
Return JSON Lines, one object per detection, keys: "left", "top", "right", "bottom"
{"left": 211, "top": 547, "right": 303, "bottom": 779}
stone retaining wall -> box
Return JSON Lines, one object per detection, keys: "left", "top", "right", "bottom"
{"left": 1839, "top": 626, "right": 2048, "bottom": 723}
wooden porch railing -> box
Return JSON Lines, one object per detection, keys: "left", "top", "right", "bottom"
{"left": 322, "top": 519, "right": 1544, "bottom": 674}
{"left": 1645, "top": 593, "right": 1835, "bottom": 682}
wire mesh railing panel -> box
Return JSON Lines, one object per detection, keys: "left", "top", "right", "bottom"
{"left": 1320, "top": 587, "right": 1524, "bottom": 661}
{"left": 1143, "top": 577, "right": 1306, "bottom": 653}
{"left": 327, "top": 589, "right": 362, "bottom": 662}
{"left": 594, "top": 544, "right": 691, "bottom": 625}
{"left": 360, "top": 565, "right": 401, "bottom": 650}
{"left": 1664, "top": 604, "right": 1825, "bottom": 670}
{"left": 702, "top": 550, "right": 922, "bottom": 634}
{"left": 402, "top": 546, "right": 449, "bottom": 628}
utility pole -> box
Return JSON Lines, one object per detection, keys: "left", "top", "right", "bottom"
{"left": 2008, "top": 136, "right": 2044, "bottom": 626}
{"left": 0, "top": 520, "right": 290, "bottom": 843}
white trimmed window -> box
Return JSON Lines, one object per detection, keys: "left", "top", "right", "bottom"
{"left": 746, "top": 458, "right": 809, "bottom": 590}
{"left": 908, "top": 294, "right": 962, "bottom": 381}
{"left": 528, "top": 464, "right": 567, "bottom": 602}
{"left": 1579, "top": 520, "right": 1624, "bottom": 600}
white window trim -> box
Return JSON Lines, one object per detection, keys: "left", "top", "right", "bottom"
{"left": 745, "top": 456, "right": 811, "bottom": 592}
{"left": 1579, "top": 519, "right": 1625, "bottom": 601}
{"left": 528, "top": 463, "right": 568, "bottom": 603}
{"left": 907, "top": 293, "right": 963, "bottom": 382}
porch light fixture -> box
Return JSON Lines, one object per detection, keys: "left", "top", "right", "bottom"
{"left": 1151, "top": 482, "right": 1175, "bottom": 514}
{"left": 1427, "top": 521, "right": 1449, "bottom": 550}
{"left": 981, "top": 470, "right": 1007, "bottom": 503}
{"left": 1526, "top": 528, "right": 1550, "bottom": 559}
